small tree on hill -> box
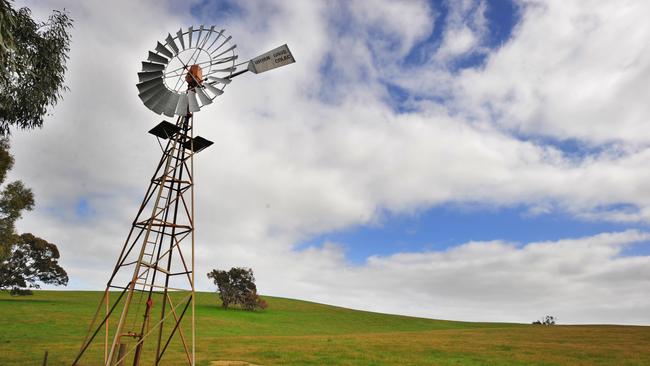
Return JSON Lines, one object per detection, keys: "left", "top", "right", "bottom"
{"left": 532, "top": 315, "right": 556, "bottom": 325}
{"left": 207, "top": 267, "right": 267, "bottom": 311}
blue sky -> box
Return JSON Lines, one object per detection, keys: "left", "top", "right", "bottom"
{"left": 405, "top": 0, "right": 518, "bottom": 69}
{"left": 13, "top": 0, "right": 650, "bottom": 324}
{"left": 300, "top": 205, "right": 650, "bottom": 264}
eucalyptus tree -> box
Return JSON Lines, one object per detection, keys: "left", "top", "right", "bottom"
{"left": 0, "top": 0, "right": 72, "bottom": 135}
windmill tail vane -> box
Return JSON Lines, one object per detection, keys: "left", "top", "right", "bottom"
{"left": 72, "top": 25, "right": 294, "bottom": 366}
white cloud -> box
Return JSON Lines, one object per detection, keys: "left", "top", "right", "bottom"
{"left": 435, "top": 0, "right": 487, "bottom": 61}
{"left": 437, "top": 26, "right": 478, "bottom": 59}
{"left": 456, "top": 0, "right": 650, "bottom": 144}
{"left": 254, "top": 230, "right": 650, "bottom": 324}
{"left": 346, "top": 0, "right": 435, "bottom": 56}
{"left": 7, "top": 0, "right": 650, "bottom": 324}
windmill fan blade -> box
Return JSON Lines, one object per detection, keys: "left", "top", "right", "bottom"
{"left": 188, "top": 90, "right": 200, "bottom": 112}
{"left": 143, "top": 86, "right": 167, "bottom": 108}
{"left": 211, "top": 55, "right": 238, "bottom": 66}
{"left": 209, "top": 36, "right": 233, "bottom": 55}
{"left": 196, "top": 25, "right": 204, "bottom": 47}
{"left": 177, "top": 29, "right": 185, "bottom": 50}
{"left": 207, "top": 76, "right": 231, "bottom": 85}
{"left": 163, "top": 93, "right": 181, "bottom": 117}
{"left": 205, "top": 29, "right": 225, "bottom": 52}
{"left": 212, "top": 44, "right": 237, "bottom": 59}
{"left": 137, "top": 75, "right": 163, "bottom": 89}
{"left": 136, "top": 78, "right": 163, "bottom": 93}
{"left": 155, "top": 42, "right": 173, "bottom": 58}
{"left": 196, "top": 87, "right": 212, "bottom": 105}
{"left": 165, "top": 34, "right": 179, "bottom": 54}
{"left": 138, "top": 82, "right": 165, "bottom": 101}
{"left": 210, "top": 67, "right": 236, "bottom": 73}
{"left": 144, "top": 97, "right": 158, "bottom": 111}
{"left": 202, "top": 25, "right": 215, "bottom": 47}
{"left": 152, "top": 90, "right": 173, "bottom": 114}
{"left": 138, "top": 71, "right": 163, "bottom": 83}
{"left": 141, "top": 61, "right": 165, "bottom": 72}
{"left": 175, "top": 93, "right": 189, "bottom": 115}
{"left": 148, "top": 51, "right": 169, "bottom": 65}
{"left": 141, "top": 88, "right": 167, "bottom": 108}
{"left": 188, "top": 26, "right": 193, "bottom": 48}
{"left": 203, "top": 82, "right": 224, "bottom": 97}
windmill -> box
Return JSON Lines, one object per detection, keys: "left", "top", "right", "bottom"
{"left": 73, "top": 26, "right": 295, "bottom": 366}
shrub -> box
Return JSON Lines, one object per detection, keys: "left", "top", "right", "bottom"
{"left": 532, "top": 315, "right": 556, "bottom": 325}
{"left": 207, "top": 267, "right": 266, "bottom": 311}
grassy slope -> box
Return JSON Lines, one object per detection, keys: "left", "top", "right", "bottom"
{"left": 0, "top": 291, "right": 648, "bottom": 365}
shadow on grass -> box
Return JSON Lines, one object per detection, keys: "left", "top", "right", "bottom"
{"left": 196, "top": 303, "right": 268, "bottom": 314}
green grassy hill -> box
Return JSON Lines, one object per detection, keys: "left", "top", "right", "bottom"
{"left": 0, "top": 291, "right": 649, "bottom": 365}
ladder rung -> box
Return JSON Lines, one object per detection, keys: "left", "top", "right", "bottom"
{"left": 140, "top": 261, "right": 170, "bottom": 275}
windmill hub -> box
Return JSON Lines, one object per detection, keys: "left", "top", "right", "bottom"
{"left": 185, "top": 64, "right": 204, "bottom": 88}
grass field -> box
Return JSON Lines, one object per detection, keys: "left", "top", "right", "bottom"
{"left": 0, "top": 291, "right": 649, "bottom": 365}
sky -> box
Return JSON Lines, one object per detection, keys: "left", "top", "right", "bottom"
{"left": 9, "top": 0, "right": 650, "bottom": 324}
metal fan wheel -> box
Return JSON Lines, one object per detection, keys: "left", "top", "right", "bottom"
{"left": 136, "top": 25, "right": 237, "bottom": 117}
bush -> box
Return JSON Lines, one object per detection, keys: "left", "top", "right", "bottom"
{"left": 532, "top": 315, "right": 556, "bottom": 325}
{"left": 207, "top": 267, "right": 266, "bottom": 311}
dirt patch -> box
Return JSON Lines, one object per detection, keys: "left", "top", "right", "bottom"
{"left": 210, "top": 361, "right": 262, "bottom": 366}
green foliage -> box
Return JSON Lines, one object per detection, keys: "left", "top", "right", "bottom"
{"left": 0, "top": 138, "right": 32, "bottom": 261}
{"left": 0, "top": 0, "right": 73, "bottom": 135}
{"left": 0, "top": 233, "right": 68, "bottom": 294}
{"left": 207, "top": 267, "right": 267, "bottom": 311}
{"left": 0, "top": 138, "right": 66, "bottom": 294}
{"left": 0, "top": 0, "right": 16, "bottom": 66}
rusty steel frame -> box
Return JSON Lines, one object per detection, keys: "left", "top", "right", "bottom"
{"left": 73, "top": 112, "right": 200, "bottom": 366}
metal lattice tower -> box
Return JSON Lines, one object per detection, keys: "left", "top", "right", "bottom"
{"left": 74, "top": 115, "right": 207, "bottom": 365}
{"left": 73, "top": 26, "right": 294, "bottom": 366}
